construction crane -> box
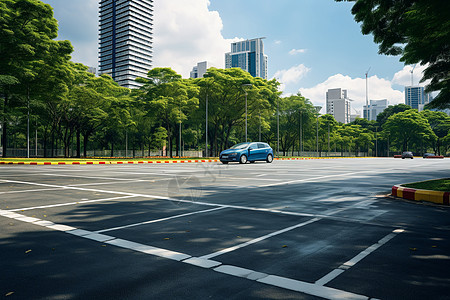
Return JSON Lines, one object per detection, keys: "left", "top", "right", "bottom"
{"left": 410, "top": 64, "right": 416, "bottom": 86}
{"left": 365, "top": 67, "right": 371, "bottom": 120}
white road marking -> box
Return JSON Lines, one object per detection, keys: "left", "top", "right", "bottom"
{"left": 66, "top": 180, "right": 160, "bottom": 187}
{"left": 315, "top": 228, "right": 404, "bottom": 286}
{"left": 39, "top": 173, "right": 148, "bottom": 182}
{"left": 0, "top": 187, "right": 65, "bottom": 194}
{"left": 258, "top": 275, "right": 368, "bottom": 300}
{"left": 183, "top": 257, "right": 222, "bottom": 268}
{"left": 214, "top": 265, "right": 268, "bottom": 281}
{"left": 8, "top": 195, "right": 139, "bottom": 212}
{"left": 95, "top": 207, "right": 226, "bottom": 233}
{"left": 257, "top": 170, "right": 372, "bottom": 188}
{"left": 0, "top": 208, "right": 374, "bottom": 299}
{"left": 200, "top": 218, "right": 321, "bottom": 260}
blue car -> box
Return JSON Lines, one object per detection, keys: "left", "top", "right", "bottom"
{"left": 220, "top": 142, "right": 274, "bottom": 164}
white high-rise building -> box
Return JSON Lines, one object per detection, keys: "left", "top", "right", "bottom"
{"left": 190, "top": 61, "right": 208, "bottom": 79}
{"left": 225, "top": 38, "right": 268, "bottom": 79}
{"left": 326, "top": 88, "right": 351, "bottom": 124}
{"left": 98, "top": 0, "right": 153, "bottom": 89}
{"left": 363, "top": 99, "right": 388, "bottom": 121}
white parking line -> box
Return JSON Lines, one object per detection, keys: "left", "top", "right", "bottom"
{"left": 95, "top": 207, "right": 226, "bottom": 233}
{"left": 8, "top": 195, "right": 139, "bottom": 212}
{"left": 0, "top": 187, "right": 65, "bottom": 194}
{"left": 315, "top": 228, "right": 404, "bottom": 286}
{"left": 39, "top": 173, "right": 148, "bottom": 181}
{"left": 0, "top": 208, "right": 373, "bottom": 299}
{"left": 200, "top": 217, "right": 321, "bottom": 260}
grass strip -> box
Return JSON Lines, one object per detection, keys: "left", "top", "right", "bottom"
{"left": 403, "top": 178, "right": 450, "bottom": 192}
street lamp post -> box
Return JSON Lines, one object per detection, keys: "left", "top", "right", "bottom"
{"left": 375, "top": 126, "right": 378, "bottom": 157}
{"left": 277, "top": 99, "right": 280, "bottom": 157}
{"left": 314, "top": 106, "right": 322, "bottom": 157}
{"left": 241, "top": 84, "right": 252, "bottom": 143}
{"left": 205, "top": 92, "right": 208, "bottom": 157}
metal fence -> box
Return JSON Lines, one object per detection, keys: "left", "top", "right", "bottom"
{"left": 0, "top": 148, "right": 204, "bottom": 158}
{"left": 0, "top": 148, "right": 377, "bottom": 158}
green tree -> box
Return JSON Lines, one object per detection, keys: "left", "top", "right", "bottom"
{"left": 376, "top": 104, "right": 412, "bottom": 126}
{"left": 137, "top": 68, "right": 199, "bottom": 157}
{"left": 420, "top": 110, "right": 450, "bottom": 155}
{"left": 196, "top": 68, "right": 280, "bottom": 156}
{"left": 382, "top": 109, "right": 436, "bottom": 151}
{"left": 0, "top": 0, "right": 72, "bottom": 157}
{"left": 336, "top": 0, "right": 450, "bottom": 109}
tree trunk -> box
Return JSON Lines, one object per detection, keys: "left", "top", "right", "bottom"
{"left": 76, "top": 130, "right": 81, "bottom": 158}
{"left": 1, "top": 93, "right": 8, "bottom": 158}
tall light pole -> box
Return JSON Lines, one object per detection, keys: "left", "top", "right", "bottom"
{"left": 375, "top": 126, "right": 378, "bottom": 157}
{"left": 241, "top": 83, "right": 252, "bottom": 143}
{"left": 179, "top": 99, "right": 182, "bottom": 157}
{"left": 298, "top": 109, "right": 302, "bottom": 156}
{"left": 314, "top": 106, "right": 322, "bottom": 157}
{"left": 277, "top": 98, "right": 280, "bottom": 157}
{"left": 205, "top": 92, "right": 208, "bottom": 157}
{"left": 365, "top": 67, "right": 371, "bottom": 121}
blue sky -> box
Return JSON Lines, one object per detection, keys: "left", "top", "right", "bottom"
{"left": 42, "top": 0, "right": 426, "bottom": 114}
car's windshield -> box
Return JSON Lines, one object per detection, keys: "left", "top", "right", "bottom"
{"left": 230, "top": 142, "right": 250, "bottom": 149}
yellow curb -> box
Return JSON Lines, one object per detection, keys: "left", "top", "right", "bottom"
{"left": 392, "top": 184, "right": 449, "bottom": 205}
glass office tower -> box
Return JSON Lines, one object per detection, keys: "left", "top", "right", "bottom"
{"left": 405, "top": 86, "right": 431, "bottom": 110}
{"left": 225, "top": 38, "right": 268, "bottom": 79}
{"left": 98, "top": 0, "right": 153, "bottom": 89}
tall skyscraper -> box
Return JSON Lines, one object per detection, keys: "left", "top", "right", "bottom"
{"left": 225, "top": 38, "right": 268, "bottom": 79}
{"left": 98, "top": 0, "right": 153, "bottom": 89}
{"left": 405, "top": 86, "right": 431, "bottom": 111}
{"left": 326, "top": 88, "right": 351, "bottom": 124}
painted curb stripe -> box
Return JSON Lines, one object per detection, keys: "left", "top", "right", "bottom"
{"left": 392, "top": 185, "right": 449, "bottom": 206}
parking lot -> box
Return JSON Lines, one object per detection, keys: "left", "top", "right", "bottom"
{"left": 1, "top": 158, "right": 450, "bottom": 299}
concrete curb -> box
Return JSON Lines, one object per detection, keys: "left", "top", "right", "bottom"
{"left": 392, "top": 184, "right": 450, "bottom": 206}
{"left": 0, "top": 159, "right": 220, "bottom": 165}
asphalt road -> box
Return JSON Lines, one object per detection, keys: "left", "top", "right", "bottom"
{"left": 1, "top": 158, "right": 449, "bottom": 300}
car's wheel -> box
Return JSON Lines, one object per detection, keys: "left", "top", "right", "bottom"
{"left": 402, "top": 157, "right": 405, "bottom": 159}
{"left": 239, "top": 155, "right": 247, "bottom": 164}
{"left": 266, "top": 154, "right": 273, "bottom": 163}
{"left": 222, "top": 161, "right": 228, "bottom": 164}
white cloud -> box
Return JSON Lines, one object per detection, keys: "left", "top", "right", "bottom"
{"left": 288, "top": 48, "right": 306, "bottom": 55}
{"left": 153, "top": 0, "right": 240, "bottom": 78}
{"left": 273, "top": 64, "right": 311, "bottom": 92}
{"left": 274, "top": 40, "right": 282, "bottom": 45}
{"left": 299, "top": 74, "right": 404, "bottom": 115}
{"left": 392, "top": 64, "right": 430, "bottom": 87}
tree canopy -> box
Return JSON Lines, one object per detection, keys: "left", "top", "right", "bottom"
{"left": 336, "top": 0, "right": 450, "bottom": 109}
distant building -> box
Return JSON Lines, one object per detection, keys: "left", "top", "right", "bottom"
{"left": 326, "top": 88, "right": 351, "bottom": 124}
{"left": 350, "top": 114, "right": 360, "bottom": 123}
{"left": 87, "top": 67, "right": 97, "bottom": 75}
{"left": 98, "top": 0, "right": 153, "bottom": 89}
{"left": 190, "top": 61, "right": 208, "bottom": 79}
{"left": 225, "top": 37, "right": 268, "bottom": 79}
{"left": 363, "top": 99, "right": 388, "bottom": 121}
{"left": 405, "top": 86, "right": 431, "bottom": 111}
